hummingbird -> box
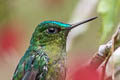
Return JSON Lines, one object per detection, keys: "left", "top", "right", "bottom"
{"left": 12, "top": 17, "right": 97, "bottom": 80}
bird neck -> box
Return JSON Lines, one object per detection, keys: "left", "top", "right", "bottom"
{"left": 29, "top": 40, "right": 67, "bottom": 64}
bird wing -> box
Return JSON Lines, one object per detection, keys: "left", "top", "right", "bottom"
{"left": 12, "top": 51, "right": 49, "bottom": 80}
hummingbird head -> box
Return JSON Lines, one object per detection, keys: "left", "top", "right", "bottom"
{"left": 30, "top": 17, "right": 97, "bottom": 60}
{"left": 30, "top": 17, "right": 97, "bottom": 48}
{"left": 30, "top": 21, "right": 71, "bottom": 47}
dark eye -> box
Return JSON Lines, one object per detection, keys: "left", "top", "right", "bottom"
{"left": 46, "top": 27, "right": 60, "bottom": 34}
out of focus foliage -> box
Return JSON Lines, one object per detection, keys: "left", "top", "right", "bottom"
{"left": 98, "top": 0, "right": 120, "bottom": 42}
{"left": 0, "top": 0, "right": 10, "bottom": 24}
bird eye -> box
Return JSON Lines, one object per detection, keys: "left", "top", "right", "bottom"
{"left": 46, "top": 27, "right": 60, "bottom": 34}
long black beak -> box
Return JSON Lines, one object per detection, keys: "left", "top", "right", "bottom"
{"left": 68, "top": 16, "right": 98, "bottom": 30}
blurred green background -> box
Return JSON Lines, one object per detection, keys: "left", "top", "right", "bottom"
{"left": 1, "top": 0, "right": 118, "bottom": 79}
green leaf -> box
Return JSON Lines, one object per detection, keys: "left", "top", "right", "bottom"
{"left": 98, "top": 0, "right": 120, "bottom": 42}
